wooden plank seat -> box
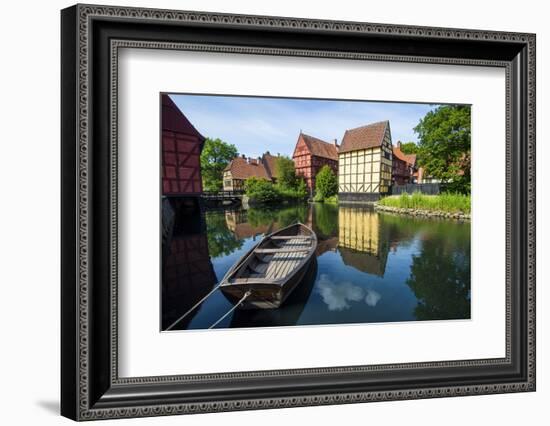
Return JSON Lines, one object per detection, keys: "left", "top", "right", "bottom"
{"left": 230, "top": 277, "right": 283, "bottom": 284}
{"left": 255, "top": 248, "right": 310, "bottom": 254}
{"left": 264, "top": 238, "right": 308, "bottom": 279}
{"left": 219, "top": 223, "right": 318, "bottom": 309}
{"left": 270, "top": 235, "right": 312, "bottom": 240}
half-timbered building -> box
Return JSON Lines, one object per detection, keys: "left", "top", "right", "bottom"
{"left": 292, "top": 132, "right": 339, "bottom": 194}
{"left": 161, "top": 94, "right": 206, "bottom": 196}
{"left": 392, "top": 141, "right": 417, "bottom": 185}
{"left": 261, "top": 152, "right": 281, "bottom": 183}
{"left": 223, "top": 152, "right": 283, "bottom": 191}
{"left": 338, "top": 120, "right": 393, "bottom": 202}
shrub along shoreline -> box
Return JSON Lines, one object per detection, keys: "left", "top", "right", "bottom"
{"left": 375, "top": 193, "right": 471, "bottom": 220}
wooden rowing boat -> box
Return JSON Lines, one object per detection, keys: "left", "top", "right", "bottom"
{"left": 219, "top": 223, "right": 318, "bottom": 309}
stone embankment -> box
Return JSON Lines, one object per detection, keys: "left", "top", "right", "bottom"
{"left": 374, "top": 203, "right": 470, "bottom": 221}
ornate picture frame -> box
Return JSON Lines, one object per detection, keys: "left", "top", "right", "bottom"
{"left": 61, "top": 4, "right": 535, "bottom": 421}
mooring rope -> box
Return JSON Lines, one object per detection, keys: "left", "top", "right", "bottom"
{"left": 209, "top": 291, "right": 252, "bottom": 329}
{"left": 165, "top": 283, "right": 226, "bottom": 331}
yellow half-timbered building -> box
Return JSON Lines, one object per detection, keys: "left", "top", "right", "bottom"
{"left": 338, "top": 206, "right": 389, "bottom": 276}
{"left": 338, "top": 120, "right": 393, "bottom": 202}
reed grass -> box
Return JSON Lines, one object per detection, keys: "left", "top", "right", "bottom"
{"left": 378, "top": 192, "right": 471, "bottom": 214}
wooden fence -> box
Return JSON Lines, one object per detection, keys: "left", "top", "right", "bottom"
{"left": 391, "top": 183, "right": 445, "bottom": 195}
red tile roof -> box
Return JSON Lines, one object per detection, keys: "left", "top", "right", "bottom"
{"left": 224, "top": 152, "right": 285, "bottom": 181}
{"left": 393, "top": 145, "right": 417, "bottom": 166}
{"left": 300, "top": 133, "right": 339, "bottom": 160}
{"left": 339, "top": 121, "right": 389, "bottom": 153}
{"left": 262, "top": 153, "right": 280, "bottom": 179}
{"left": 224, "top": 157, "right": 271, "bottom": 180}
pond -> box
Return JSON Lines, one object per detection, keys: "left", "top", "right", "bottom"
{"left": 162, "top": 202, "right": 471, "bottom": 331}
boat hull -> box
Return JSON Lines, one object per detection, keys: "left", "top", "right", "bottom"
{"left": 221, "top": 258, "right": 311, "bottom": 309}
{"left": 220, "top": 223, "right": 317, "bottom": 309}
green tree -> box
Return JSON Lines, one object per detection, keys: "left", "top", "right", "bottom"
{"left": 275, "top": 156, "right": 297, "bottom": 189}
{"left": 314, "top": 165, "right": 338, "bottom": 201}
{"left": 244, "top": 177, "right": 281, "bottom": 204}
{"left": 398, "top": 141, "right": 419, "bottom": 155}
{"left": 414, "top": 105, "right": 471, "bottom": 193}
{"left": 200, "top": 138, "right": 238, "bottom": 191}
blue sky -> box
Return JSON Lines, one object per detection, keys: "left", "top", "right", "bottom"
{"left": 170, "top": 94, "right": 436, "bottom": 158}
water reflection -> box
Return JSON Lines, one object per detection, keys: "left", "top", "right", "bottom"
{"left": 162, "top": 199, "right": 217, "bottom": 330}
{"left": 162, "top": 201, "right": 471, "bottom": 330}
{"left": 316, "top": 274, "right": 382, "bottom": 311}
{"left": 338, "top": 206, "right": 389, "bottom": 277}
{"left": 229, "top": 258, "right": 318, "bottom": 328}
{"left": 407, "top": 227, "right": 471, "bottom": 320}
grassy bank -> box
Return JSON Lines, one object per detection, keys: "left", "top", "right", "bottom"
{"left": 378, "top": 192, "right": 470, "bottom": 214}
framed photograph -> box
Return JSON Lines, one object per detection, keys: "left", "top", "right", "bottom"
{"left": 61, "top": 4, "right": 536, "bottom": 421}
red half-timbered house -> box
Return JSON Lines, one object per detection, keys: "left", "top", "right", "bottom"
{"left": 222, "top": 152, "right": 283, "bottom": 191}
{"left": 392, "top": 142, "right": 417, "bottom": 185}
{"left": 292, "top": 132, "right": 339, "bottom": 194}
{"left": 161, "top": 94, "right": 206, "bottom": 196}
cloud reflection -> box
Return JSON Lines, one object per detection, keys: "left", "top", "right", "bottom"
{"left": 317, "top": 274, "right": 381, "bottom": 311}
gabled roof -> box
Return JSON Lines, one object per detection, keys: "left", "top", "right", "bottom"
{"left": 162, "top": 94, "right": 205, "bottom": 141}
{"left": 298, "top": 133, "right": 339, "bottom": 160}
{"left": 262, "top": 153, "right": 280, "bottom": 179}
{"left": 339, "top": 121, "right": 389, "bottom": 153}
{"left": 392, "top": 145, "right": 417, "bottom": 166}
{"left": 224, "top": 156, "right": 271, "bottom": 180}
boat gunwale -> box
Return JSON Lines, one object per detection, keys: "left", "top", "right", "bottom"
{"left": 219, "top": 222, "right": 317, "bottom": 288}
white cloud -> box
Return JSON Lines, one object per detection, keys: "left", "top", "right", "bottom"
{"left": 365, "top": 290, "right": 382, "bottom": 307}
{"left": 316, "top": 274, "right": 382, "bottom": 311}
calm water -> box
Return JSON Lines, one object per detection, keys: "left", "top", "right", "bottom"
{"left": 162, "top": 202, "right": 470, "bottom": 331}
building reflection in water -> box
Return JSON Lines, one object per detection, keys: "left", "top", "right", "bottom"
{"left": 224, "top": 209, "right": 273, "bottom": 240}
{"left": 337, "top": 205, "right": 389, "bottom": 277}
{"left": 161, "top": 198, "right": 217, "bottom": 330}
{"left": 161, "top": 200, "right": 470, "bottom": 330}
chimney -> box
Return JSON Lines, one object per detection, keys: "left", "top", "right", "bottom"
{"left": 241, "top": 154, "right": 246, "bottom": 159}
{"left": 265, "top": 151, "right": 270, "bottom": 156}
{"left": 334, "top": 138, "right": 339, "bottom": 148}
{"left": 397, "top": 140, "right": 402, "bottom": 148}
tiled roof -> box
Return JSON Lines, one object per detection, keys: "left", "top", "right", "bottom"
{"left": 300, "top": 133, "right": 339, "bottom": 160}
{"left": 393, "top": 145, "right": 417, "bottom": 166}
{"left": 262, "top": 153, "right": 280, "bottom": 179}
{"left": 339, "top": 121, "right": 388, "bottom": 153}
{"left": 224, "top": 157, "right": 270, "bottom": 180}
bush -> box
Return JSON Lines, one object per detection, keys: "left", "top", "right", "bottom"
{"left": 275, "top": 177, "right": 308, "bottom": 201}
{"left": 275, "top": 156, "right": 298, "bottom": 189}
{"left": 314, "top": 166, "right": 338, "bottom": 201}
{"left": 244, "top": 177, "right": 281, "bottom": 204}
{"left": 244, "top": 176, "right": 308, "bottom": 205}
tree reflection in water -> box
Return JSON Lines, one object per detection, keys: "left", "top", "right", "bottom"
{"left": 406, "top": 224, "right": 471, "bottom": 320}
{"left": 162, "top": 200, "right": 472, "bottom": 330}
{"left": 205, "top": 211, "right": 243, "bottom": 258}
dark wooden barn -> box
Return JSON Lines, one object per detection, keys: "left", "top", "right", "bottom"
{"left": 161, "top": 94, "right": 206, "bottom": 196}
